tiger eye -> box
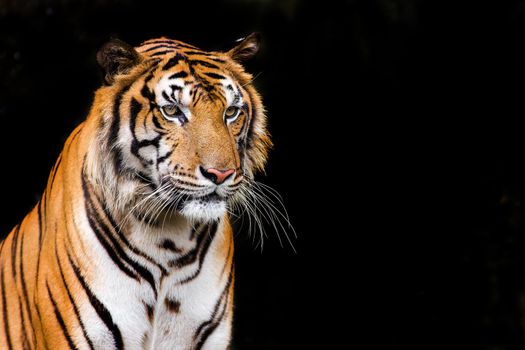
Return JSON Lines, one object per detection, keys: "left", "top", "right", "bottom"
{"left": 162, "top": 104, "right": 179, "bottom": 116}
{"left": 225, "top": 106, "right": 239, "bottom": 118}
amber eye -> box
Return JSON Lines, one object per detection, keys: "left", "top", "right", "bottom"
{"left": 224, "top": 106, "right": 241, "bottom": 123}
{"left": 160, "top": 104, "right": 187, "bottom": 124}
{"left": 162, "top": 104, "right": 179, "bottom": 116}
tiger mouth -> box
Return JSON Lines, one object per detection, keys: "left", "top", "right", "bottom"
{"left": 172, "top": 191, "right": 225, "bottom": 209}
{"left": 195, "top": 192, "right": 223, "bottom": 202}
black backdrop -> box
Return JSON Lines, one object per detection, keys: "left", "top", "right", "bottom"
{"left": 4, "top": 0, "right": 525, "bottom": 349}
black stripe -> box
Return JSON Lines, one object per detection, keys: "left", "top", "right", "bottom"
{"left": 133, "top": 137, "right": 161, "bottom": 166}
{"left": 109, "top": 84, "right": 133, "bottom": 174}
{"left": 129, "top": 98, "right": 155, "bottom": 167}
{"left": 162, "top": 53, "right": 185, "bottom": 71}
{"left": 37, "top": 200, "right": 43, "bottom": 248}
{"left": 35, "top": 201, "right": 47, "bottom": 314}
{"left": 144, "top": 302, "right": 154, "bottom": 322}
{"left": 16, "top": 294, "right": 28, "bottom": 349}
{"left": 184, "top": 50, "right": 213, "bottom": 56}
{"left": 191, "top": 59, "right": 220, "bottom": 69}
{"left": 194, "top": 298, "right": 229, "bottom": 350}
{"left": 143, "top": 44, "right": 178, "bottom": 52}
{"left": 177, "top": 223, "right": 219, "bottom": 284}
{"left": 34, "top": 301, "right": 49, "bottom": 350}
{"left": 105, "top": 55, "right": 156, "bottom": 175}
{"left": 56, "top": 239, "right": 95, "bottom": 350}
{"left": 48, "top": 154, "right": 63, "bottom": 194}
{"left": 190, "top": 86, "right": 197, "bottom": 98}
{"left": 192, "top": 90, "right": 204, "bottom": 107}
{"left": 159, "top": 239, "right": 182, "bottom": 253}
{"left": 1, "top": 264, "right": 13, "bottom": 350}
{"left": 150, "top": 50, "right": 176, "bottom": 57}
{"left": 157, "top": 150, "right": 173, "bottom": 165}
{"left": 161, "top": 91, "right": 172, "bottom": 102}
{"left": 130, "top": 97, "right": 142, "bottom": 128}
{"left": 10, "top": 225, "right": 20, "bottom": 281}
{"left": 82, "top": 176, "right": 139, "bottom": 280}
{"left": 42, "top": 182, "right": 48, "bottom": 222}
{"left": 34, "top": 199, "right": 45, "bottom": 340}
{"left": 140, "top": 71, "right": 157, "bottom": 102}
{"left": 164, "top": 298, "right": 181, "bottom": 313}
{"left": 167, "top": 222, "right": 219, "bottom": 284}
{"left": 19, "top": 228, "right": 36, "bottom": 347}
{"left": 46, "top": 281, "right": 78, "bottom": 350}
{"left": 173, "top": 179, "right": 207, "bottom": 188}
{"left": 86, "top": 211, "right": 138, "bottom": 280}
{"left": 169, "top": 71, "right": 188, "bottom": 79}
{"left": 141, "top": 84, "right": 155, "bottom": 102}
{"left": 194, "top": 268, "right": 233, "bottom": 349}
{"left": 170, "top": 84, "right": 183, "bottom": 92}
{"left": 93, "top": 188, "right": 168, "bottom": 275}
{"left": 208, "top": 57, "right": 227, "bottom": 63}
{"left": 203, "top": 72, "right": 226, "bottom": 80}
{"left": 67, "top": 250, "right": 123, "bottom": 350}
{"left": 82, "top": 173, "right": 159, "bottom": 295}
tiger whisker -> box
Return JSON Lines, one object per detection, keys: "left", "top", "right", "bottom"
{"left": 228, "top": 177, "right": 296, "bottom": 253}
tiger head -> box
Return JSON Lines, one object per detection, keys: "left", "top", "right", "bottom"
{"left": 86, "top": 34, "right": 271, "bottom": 223}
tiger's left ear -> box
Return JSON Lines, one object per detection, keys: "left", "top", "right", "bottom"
{"left": 226, "top": 33, "right": 261, "bottom": 62}
{"left": 97, "top": 38, "right": 142, "bottom": 85}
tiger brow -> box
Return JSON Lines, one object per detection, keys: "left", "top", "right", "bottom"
{"left": 169, "top": 71, "right": 189, "bottom": 79}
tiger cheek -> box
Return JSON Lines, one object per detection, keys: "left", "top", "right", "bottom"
{"left": 170, "top": 134, "right": 194, "bottom": 171}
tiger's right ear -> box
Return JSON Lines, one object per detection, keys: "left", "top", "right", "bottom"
{"left": 226, "top": 33, "right": 261, "bottom": 62}
{"left": 97, "top": 39, "right": 142, "bottom": 85}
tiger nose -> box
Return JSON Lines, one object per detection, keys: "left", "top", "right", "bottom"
{"left": 200, "top": 167, "right": 236, "bottom": 185}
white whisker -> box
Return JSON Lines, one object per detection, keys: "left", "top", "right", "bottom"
{"left": 228, "top": 177, "right": 296, "bottom": 253}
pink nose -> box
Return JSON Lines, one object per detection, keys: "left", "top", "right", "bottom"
{"left": 200, "top": 167, "right": 235, "bottom": 185}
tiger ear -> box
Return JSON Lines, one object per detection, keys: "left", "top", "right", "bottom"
{"left": 226, "top": 33, "right": 261, "bottom": 62}
{"left": 97, "top": 39, "right": 142, "bottom": 85}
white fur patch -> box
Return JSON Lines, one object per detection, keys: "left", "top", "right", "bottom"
{"left": 180, "top": 199, "right": 227, "bottom": 222}
{"left": 221, "top": 78, "right": 243, "bottom": 108}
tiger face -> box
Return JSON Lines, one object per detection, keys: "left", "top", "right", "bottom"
{"left": 90, "top": 34, "right": 271, "bottom": 222}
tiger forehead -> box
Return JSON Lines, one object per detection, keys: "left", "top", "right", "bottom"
{"left": 136, "top": 37, "right": 225, "bottom": 62}
{"left": 136, "top": 38, "right": 241, "bottom": 107}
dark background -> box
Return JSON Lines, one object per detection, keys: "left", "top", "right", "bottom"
{"left": 3, "top": 0, "right": 525, "bottom": 348}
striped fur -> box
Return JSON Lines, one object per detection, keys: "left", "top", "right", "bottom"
{"left": 0, "top": 34, "right": 270, "bottom": 349}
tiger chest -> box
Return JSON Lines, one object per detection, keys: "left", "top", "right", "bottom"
{"left": 78, "top": 219, "right": 233, "bottom": 350}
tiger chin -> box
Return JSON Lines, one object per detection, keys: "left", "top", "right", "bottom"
{"left": 0, "top": 34, "right": 271, "bottom": 350}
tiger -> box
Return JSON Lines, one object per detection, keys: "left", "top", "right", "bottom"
{"left": 0, "top": 33, "right": 271, "bottom": 349}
